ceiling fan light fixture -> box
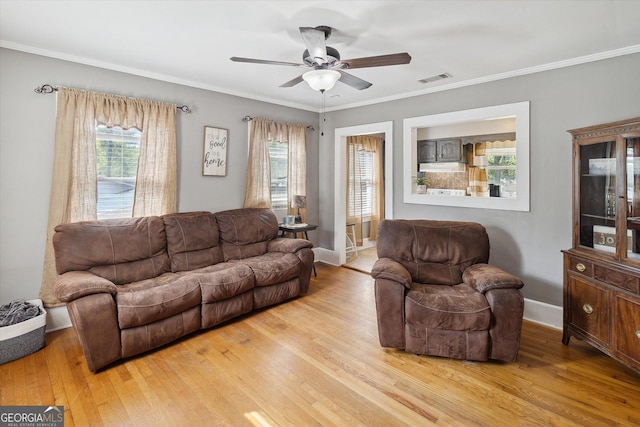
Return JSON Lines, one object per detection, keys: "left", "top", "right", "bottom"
{"left": 302, "top": 69, "right": 340, "bottom": 92}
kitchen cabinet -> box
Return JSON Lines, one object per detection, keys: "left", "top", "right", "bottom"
{"left": 417, "top": 138, "right": 465, "bottom": 163}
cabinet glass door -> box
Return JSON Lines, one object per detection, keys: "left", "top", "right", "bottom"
{"left": 625, "top": 137, "right": 640, "bottom": 261}
{"left": 579, "top": 141, "right": 616, "bottom": 252}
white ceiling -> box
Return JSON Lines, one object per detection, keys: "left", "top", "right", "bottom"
{"left": 2, "top": 1, "right": 640, "bottom": 112}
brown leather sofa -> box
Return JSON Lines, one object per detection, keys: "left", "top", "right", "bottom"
{"left": 52, "top": 208, "right": 314, "bottom": 371}
{"left": 371, "top": 219, "right": 524, "bottom": 362}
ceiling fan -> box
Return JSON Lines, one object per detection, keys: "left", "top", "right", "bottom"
{"left": 231, "top": 25, "right": 411, "bottom": 92}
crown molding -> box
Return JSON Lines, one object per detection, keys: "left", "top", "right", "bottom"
{"left": 0, "top": 40, "right": 318, "bottom": 113}
{"left": 3, "top": 40, "right": 639, "bottom": 114}
{"left": 325, "top": 44, "right": 640, "bottom": 112}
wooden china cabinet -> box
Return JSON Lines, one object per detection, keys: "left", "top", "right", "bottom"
{"left": 563, "top": 117, "right": 640, "bottom": 373}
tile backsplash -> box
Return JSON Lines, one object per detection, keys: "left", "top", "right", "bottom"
{"left": 424, "top": 171, "right": 468, "bottom": 191}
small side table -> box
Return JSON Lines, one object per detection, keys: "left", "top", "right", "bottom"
{"left": 278, "top": 224, "right": 317, "bottom": 276}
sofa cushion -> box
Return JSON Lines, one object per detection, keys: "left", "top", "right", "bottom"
{"left": 162, "top": 211, "right": 224, "bottom": 272}
{"left": 116, "top": 273, "right": 202, "bottom": 329}
{"left": 216, "top": 208, "right": 279, "bottom": 261}
{"left": 404, "top": 325, "right": 490, "bottom": 361}
{"left": 405, "top": 283, "right": 491, "bottom": 331}
{"left": 253, "top": 278, "right": 300, "bottom": 309}
{"left": 231, "top": 252, "right": 301, "bottom": 287}
{"left": 53, "top": 216, "right": 171, "bottom": 284}
{"left": 121, "top": 306, "right": 201, "bottom": 358}
{"left": 376, "top": 220, "right": 489, "bottom": 285}
{"left": 201, "top": 292, "right": 254, "bottom": 329}
{"left": 185, "top": 262, "right": 255, "bottom": 303}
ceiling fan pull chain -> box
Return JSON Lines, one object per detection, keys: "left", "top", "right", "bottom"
{"left": 321, "top": 89, "right": 326, "bottom": 136}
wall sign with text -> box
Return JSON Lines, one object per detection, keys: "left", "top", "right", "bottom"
{"left": 203, "top": 126, "right": 228, "bottom": 176}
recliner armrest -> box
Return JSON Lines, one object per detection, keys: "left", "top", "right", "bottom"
{"left": 371, "top": 257, "right": 412, "bottom": 288}
{"left": 463, "top": 263, "right": 524, "bottom": 294}
{"left": 268, "top": 237, "right": 313, "bottom": 253}
{"left": 53, "top": 271, "right": 117, "bottom": 302}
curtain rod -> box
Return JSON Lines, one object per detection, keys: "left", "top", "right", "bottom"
{"left": 34, "top": 84, "right": 192, "bottom": 114}
{"left": 242, "top": 115, "right": 315, "bottom": 131}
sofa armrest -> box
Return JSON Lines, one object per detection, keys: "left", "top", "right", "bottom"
{"left": 484, "top": 288, "right": 524, "bottom": 361}
{"left": 462, "top": 263, "right": 524, "bottom": 294}
{"left": 371, "top": 257, "right": 412, "bottom": 288}
{"left": 53, "top": 271, "right": 117, "bottom": 303}
{"left": 66, "top": 293, "right": 121, "bottom": 371}
{"left": 268, "top": 237, "right": 313, "bottom": 253}
{"left": 372, "top": 258, "right": 410, "bottom": 349}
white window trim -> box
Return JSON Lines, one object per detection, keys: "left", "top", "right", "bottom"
{"left": 403, "top": 101, "right": 530, "bottom": 212}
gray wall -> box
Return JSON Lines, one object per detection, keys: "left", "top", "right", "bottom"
{"left": 2, "top": 46, "right": 639, "bottom": 311}
{"left": 319, "top": 53, "right": 640, "bottom": 306}
{"left": 0, "top": 48, "right": 319, "bottom": 304}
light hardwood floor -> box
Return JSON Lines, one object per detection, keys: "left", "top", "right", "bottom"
{"left": 2, "top": 263, "right": 639, "bottom": 426}
{"left": 343, "top": 246, "right": 377, "bottom": 274}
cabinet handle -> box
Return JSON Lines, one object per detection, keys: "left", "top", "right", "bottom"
{"left": 576, "top": 263, "right": 586, "bottom": 272}
{"left": 583, "top": 303, "right": 593, "bottom": 314}
{"left": 636, "top": 330, "right": 640, "bottom": 340}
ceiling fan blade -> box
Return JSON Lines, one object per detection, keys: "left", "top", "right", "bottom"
{"left": 337, "top": 70, "right": 372, "bottom": 90}
{"left": 230, "top": 56, "right": 305, "bottom": 67}
{"left": 299, "top": 27, "right": 327, "bottom": 65}
{"left": 340, "top": 52, "right": 411, "bottom": 69}
{"left": 279, "top": 74, "right": 305, "bottom": 88}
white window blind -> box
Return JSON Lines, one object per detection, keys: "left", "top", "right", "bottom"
{"left": 268, "top": 140, "right": 288, "bottom": 209}
{"left": 96, "top": 125, "right": 141, "bottom": 219}
{"left": 348, "top": 148, "right": 374, "bottom": 218}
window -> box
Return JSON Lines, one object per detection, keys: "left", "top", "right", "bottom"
{"left": 348, "top": 148, "right": 374, "bottom": 218}
{"left": 96, "top": 125, "right": 141, "bottom": 219}
{"left": 403, "top": 101, "right": 530, "bottom": 211}
{"left": 486, "top": 145, "right": 517, "bottom": 198}
{"left": 268, "top": 140, "right": 288, "bottom": 210}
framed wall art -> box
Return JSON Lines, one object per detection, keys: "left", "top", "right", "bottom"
{"left": 203, "top": 126, "right": 228, "bottom": 176}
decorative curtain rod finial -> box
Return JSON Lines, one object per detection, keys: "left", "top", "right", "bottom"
{"left": 34, "top": 84, "right": 57, "bottom": 94}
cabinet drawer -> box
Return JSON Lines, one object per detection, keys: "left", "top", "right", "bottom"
{"left": 568, "top": 277, "right": 610, "bottom": 345}
{"left": 614, "top": 295, "right": 640, "bottom": 364}
{"left": 594, "top": 265, "right": 640, "bottom": 293}
{"left": 568, "top": 257, "right": 593, "bottom": 277}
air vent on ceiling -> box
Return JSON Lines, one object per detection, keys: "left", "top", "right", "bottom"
{"left": 418, "top": 73, "right": 452, "bottom": 84}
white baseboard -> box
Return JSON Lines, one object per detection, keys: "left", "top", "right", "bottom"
{"left": 313, "top": 247, "right": 340, "bottom": 266}
{"left": 360, "top": 238, "right": 376, "bottom": 249}
{"left": 46, "top": 305, "right": 71, "bottom": 332}
{"left": 523, "top": 298, "right": 562, "bottom": 330}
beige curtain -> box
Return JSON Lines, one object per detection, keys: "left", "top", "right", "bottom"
{"left": 243, "top": 118, "right": 271, "bottom": 208}
{"left": 286, "top": 124, "right": 307, "bottom": 219}
{"left": 469, "top": 167, "right": 489, "bottom": 197}
{"left": 132, "top": 100, "right": 177, "bottom": 216}
{"left": 346, "top": 135, "right": 384, "bottom": 245}
{"left": 470, "top": 140, "right": 515, "bottom": 197}
{"left": 40, "top": 87, "right": 177, "bottom": 307}
{"left": 243, "top": 117, "right": 307, "bottom": 215}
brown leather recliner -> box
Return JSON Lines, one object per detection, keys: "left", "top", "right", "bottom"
{"left": 371, "top": 219, "right": 524, "bottom": 362}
